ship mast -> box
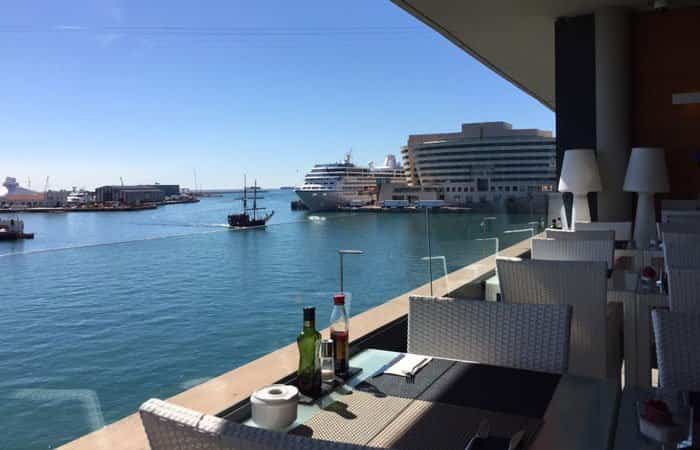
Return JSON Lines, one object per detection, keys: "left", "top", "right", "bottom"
{"left": 252, "top": 179, "right": 258, "bottom": 221}
{"left": 242, "top": 175, "right": 247, "bottom": 212}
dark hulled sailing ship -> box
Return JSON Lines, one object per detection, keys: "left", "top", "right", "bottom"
{"left": 228, "top": 177, "right": 274, "bottom": 229}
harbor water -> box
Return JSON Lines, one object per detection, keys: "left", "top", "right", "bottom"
{"left": 0, "top": 190, "right": 543, "bottom": 449}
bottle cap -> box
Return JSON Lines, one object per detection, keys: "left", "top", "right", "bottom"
{"left": 303, "top": 307, "right": 315, "bottom": 322}
{"left": 333, "top": 294, "right": 345, "bottom": 305}
{"left": 321, "top": 339, "right": 334, "bottom": 357}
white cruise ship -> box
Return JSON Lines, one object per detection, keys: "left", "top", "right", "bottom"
{"left": 295, "top": 153, "right": 405, "bottom": 211}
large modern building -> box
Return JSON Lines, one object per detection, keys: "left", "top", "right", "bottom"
{"left": 401, "top": 122, "right": 556, "bottom": 204}
{"left": 95, "top": 184, "right": 180, "bottom": 205}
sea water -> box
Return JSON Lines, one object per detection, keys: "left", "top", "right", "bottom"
{"left": 0, "top": 190, "right": 541, "bottom": 449}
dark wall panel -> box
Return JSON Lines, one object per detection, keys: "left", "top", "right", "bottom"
{"left": 555, "top": 14, "right": 597, "bottom": 220}
{"left": 632, "top": 8, "right": 700, "bottom": 201}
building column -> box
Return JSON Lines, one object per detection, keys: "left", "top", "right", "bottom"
{"left": 594, "top": 8, "right": 634, "bottom": 221}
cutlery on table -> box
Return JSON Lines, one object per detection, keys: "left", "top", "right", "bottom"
{"left": 464, "top": 419, "right": 490, "bottom": 450}
{"left": 508, "top": 430, "right": 525, "bottom": 450}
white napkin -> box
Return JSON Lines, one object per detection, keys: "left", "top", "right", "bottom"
{"left": 383, "top": 354, "right": 432, "bottom": 376}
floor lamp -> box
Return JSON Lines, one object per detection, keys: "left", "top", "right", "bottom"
{"left": 558, "top": 149, "right": 602, "bottom": 230}
{"left": 623, "top": 147, "right": 669, "bottom": 247}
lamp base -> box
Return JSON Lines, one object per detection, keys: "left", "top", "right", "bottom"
{"left": 571, "top": 194, "right": 591, "bottom": 231}
{"left": 633, "top": 192, "right": 657, "bottom": 248}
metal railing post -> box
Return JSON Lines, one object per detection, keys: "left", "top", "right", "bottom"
{"left": 338, "top": 249, "right": 363, "bottom": 293}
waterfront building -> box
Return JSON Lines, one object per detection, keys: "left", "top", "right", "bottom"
{"left": 0, "top": 177, "right": 44, "bottom": 206}
{"left": 377, "top": 182, "right": 441, "bottom": 206}
{"left": 43, "top": 190, "right": 70, "bottom": 207}
{"left": 401, "top": 122, "right": 556, "bottom": 205}
{"left": 0, "top": 177, "right": 70, "bottom": 208}
{"left": 95, "top": 184, "right": 179, "bottom": 205}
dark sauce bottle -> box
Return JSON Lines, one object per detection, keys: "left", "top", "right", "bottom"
{"left": 330, "top": 294, "right": 349, "bottom": 378}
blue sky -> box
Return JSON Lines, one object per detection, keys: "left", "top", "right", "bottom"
{"left": 1, "top": 0, "right": 554, "bottom": 190}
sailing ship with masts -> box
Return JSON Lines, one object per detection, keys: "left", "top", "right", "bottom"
{"left": 227, "top": 176, "right": 274, "bottom": 229}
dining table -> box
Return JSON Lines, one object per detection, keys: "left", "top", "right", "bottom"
{"left": 231, "top": 349, "right": 620, "bottom": 450}
{"left": 607, "top": 270, "right": 668, "bottom": 389}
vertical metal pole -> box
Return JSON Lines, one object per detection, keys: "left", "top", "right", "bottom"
{"left": 338, "top": 250, "right": 363, "bottom": 295}
{"left": 425, "top": 208, "right": 434, "bottom": 296}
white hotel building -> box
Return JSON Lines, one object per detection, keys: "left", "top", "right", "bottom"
{"left": 401, "top": 122, "right": 557, "bottom": 204}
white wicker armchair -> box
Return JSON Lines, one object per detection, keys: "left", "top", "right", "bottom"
{"left": 408, "top": 296, "right": 572, "bottom": 374}
{"left": 532, "top": 237, "right": 615, "bottom": 270}
{"left": 658, "top": 222, "right": 700, "bottom": 237}
{"left": 546, "top": 228, "right": 616, "bottom": 241}
{"left": 652, "top": 310, "right": 700, "bottom": 391}
{"left": 667, "top": 268, "right": 700, "bottom": 313}
{"left": 661, "top": 210, "right": 700, "bottom": 224}
{"left": 140, "top": 399, "right": 379, "bottom": 450}
{"left": 496, "top": 259, "right": 622, "bottom": 381}
{"left": 574, "top": 222, "right": 632, "bottom": 241}
{"left": 662, "top": 232, "right": 700, "bottom": 269}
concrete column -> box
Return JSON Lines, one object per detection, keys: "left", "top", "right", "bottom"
{"left": 594, "top": 8, "right": 634, "bottom": 221}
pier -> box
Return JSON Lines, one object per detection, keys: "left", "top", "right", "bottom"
{"left": 0, "top": 204, "right": 159, "bottom": 214}
{"left": 338, "top": 205, "right": 473, "bottom": 214}
{"left": 0, "top": 197, "right": 199, "bottom": 214}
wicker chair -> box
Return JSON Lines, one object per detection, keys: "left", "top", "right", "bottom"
{"left": 657, "top": 222, "right": 700, "bottom": 237}
{"left": 546, "top": 228, "right": 616, "bottom": 241}
{"left": 667, "top": 268, "right": 700, "bottom": 313}
{"left": 661, "top": 210, "right": 700, "bottom": 224}
{"left": 661, "top": 199, "right": 699, "bottom": 211}
{"left": 532, "top": 237, "right": 615, "bottom": 270}
{"left": 408, "top": 296, "right": 572, "bottom": 374}
{"left": 496, "top": 259, "right": 621, "bottom": 381}
{"left": 652, "top": 310, "right": 700, "bottom": 391}
{"left": 140, "top": 398, "right": 378, "bottom": 450}
{"left": 574, "top": 221, "right": 632, "bottom": 242}
{"left": 662, "top": 232, "right": 700, "bottom": 269}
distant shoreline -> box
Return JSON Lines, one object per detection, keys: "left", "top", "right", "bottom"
{"left": 0, "top": 197, "right": 200, "bottom": 214}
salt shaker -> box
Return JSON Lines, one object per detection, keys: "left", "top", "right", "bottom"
{"left": 320, "top": 339, "right": 335, "bottom": 383}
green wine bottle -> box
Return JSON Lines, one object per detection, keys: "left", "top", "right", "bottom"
{"left": 297, "top": 307, "right": 321, "bottom": 397}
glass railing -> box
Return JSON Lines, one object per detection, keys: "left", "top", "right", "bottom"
{"left": 0, "top": 190, "right": 546, "bottom": 449}
{"left": 424, "top": 208, "right": 544, "bottom": 293}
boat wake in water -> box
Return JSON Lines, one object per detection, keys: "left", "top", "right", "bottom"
{"left": 0, "top": 229, "right": 226, "bottom": 258}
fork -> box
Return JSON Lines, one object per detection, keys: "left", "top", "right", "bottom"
{"left": 464, "top": 419, "right": 490, "bottom": 450}
{"left": 508, "top": 430, "right": 525, "bottom": 450}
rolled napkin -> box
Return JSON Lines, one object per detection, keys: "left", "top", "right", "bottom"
{"left": 251, "top": 384, "right": 299, "bottom": 430}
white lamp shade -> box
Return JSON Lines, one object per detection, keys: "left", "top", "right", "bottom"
{"left": 623, "top": 147, "right": 669, "bottom": 193}
{"left": 558, "top": 149, "right": 603, "bottom": 193}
